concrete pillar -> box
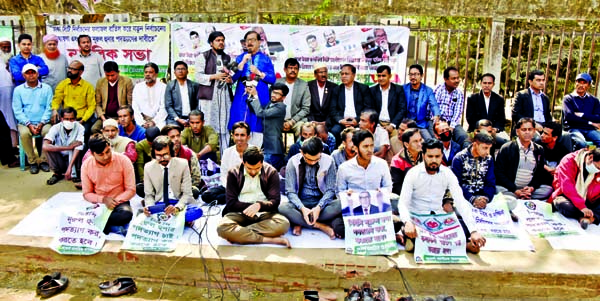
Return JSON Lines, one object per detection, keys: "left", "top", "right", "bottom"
{"left": 483, "top": 18, "right": 505, "bottom": 94}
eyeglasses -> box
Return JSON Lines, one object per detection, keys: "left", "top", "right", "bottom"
{"left": 67, "top": 67, "right": 82, "bottom": 71}
{"left": 155, "top": 154, "right": 171, "bottom": 160}
{"left": 271, "top": 91, "right": 283, "bottom": 96}
{"left": 245, "top": 38, "right": 258, "bottom": 43}
{"left": 408, "top": 73, "right": 421, "bottom": 77}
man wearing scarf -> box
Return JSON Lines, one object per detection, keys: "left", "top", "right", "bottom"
{"left": 42, "top": 107, "right": 85, "bottom": 185}
{"left": 39, "top": 34, "right": 68, "bottom": 91}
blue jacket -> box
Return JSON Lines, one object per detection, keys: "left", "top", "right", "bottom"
{"left": 8, "top": 53, "right": 49, "bottom": 85}
{"left": 403, "top": 82, "right": 440, "bottom": 128}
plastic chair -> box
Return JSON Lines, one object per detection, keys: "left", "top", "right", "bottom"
{"left": 19, "top": 134, "right": 42, "bottom": 171}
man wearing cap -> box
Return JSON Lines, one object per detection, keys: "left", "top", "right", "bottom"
{"left": 562, "top": 73, "right": 600, "bottom": 148}
{"left": 0, "top": 37, "right": 17, "bottom": 150}
{"left": 307, "top": 63, "right": 337, "bottom": 127}
{"left": 72, "top": 34, "right": 104, "bottom": 89}
{"left": 9, "top": 33, "right": 49, "bottom": 86}
{"left": 51, "top": 60, "right": 96, "bottom": 144}
{"left": 82, "top": 119, "right": 137, "bottom": 163}
{"left": 92, "top": 61, "right": 133, "bottom": 134}
{"left": 40, "top": 34, "right": 68, "bottom": 91}
{"left": 12, "top": 64, "right": 53, "bottom": 174}
{"left": 276, "top": 58, "right": 311, "bottom": 138}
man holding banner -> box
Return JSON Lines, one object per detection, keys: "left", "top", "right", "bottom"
{"left": 229, "top": 31, "right": 276, "bottom": 147}
{"left": 398, "top": 138, "right": 486, "bottom": 253}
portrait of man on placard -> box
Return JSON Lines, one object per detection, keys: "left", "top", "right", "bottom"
{"left": 340, "top": 190, "right": 391, "bottom": 216}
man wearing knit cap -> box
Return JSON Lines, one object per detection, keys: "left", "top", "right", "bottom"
{"left": 12, "top": 63, "right": 53, "bottom": 174}
{"left": 307, "top": 62, "right": 336, "bottom": 126}
{"left": 81, "top": 119, "right": 137, "bottom": 163}
{"left": 40, "top": 34, "right": 68, "bottom": 91}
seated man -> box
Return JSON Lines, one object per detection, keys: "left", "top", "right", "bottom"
{"left": 286, "top": 123, "right": 330, "bottom": 162}
{"left": 433, "top": 118, "right": 461, "bottom": 166}
{"left": 247, "top": 82, "right": 288, "bottom": 170}
{"left": 451, "top": 133, "right": 496, "bottom": 209}
{"left": 181, "top": 110, "right": 218, "bottom": 161}
{"left": 82, "top": 133, "right": 135, "bottom": 235}
{"left": 42, "top": 107, "right": 84, "bottom": 185}
{"left": 12, "top": 63, "right": 53, "bottom": 174}
{"left": 135, "top": 126, "right": 160, "bottom": 183}
{"left": 473, "top": 119, "right": 509, "bottom": 158}
{"left": 82, "top": 119, "right": 136, "bottom": 163}
{"left": 160, "top": 125, "right": 202, "bottom": 198}
{"left": 358, "top": 109, "right": 390, "bottom": 159}
{"left": 331, "top": 127, "right": 356, "bottom": 170}
{"left": 551, "top": 148, "right": 600, "bottom": 229}
{"left": 390, "top": 128, "right": 423, "bottom": 195}
{"left": 142, "top": 136, "right": 199, "bottom": 224}
{"left": 539, "top": 121, "right": 572, "bottom": 184}
{"left": 562, "top": 72, "right": 600, "bottom": 148}
{"left": 386, "top": 118, "right": 418, "bottom": 164}
{"left": 92, "top": 61, "right": 133, "bottom": 134}
{"left": 217, "top": 146, "right": 291, "bottom": 247}
{"left": 496, "top": 118, "right": 553, "bottom": 220}
{"left": 466, "top": 73, "right": 508, "bottom": 139}
{"left": 280, "top": 137, "right": 341, "bottom": 238}
{"left": 398, "top": 138, "right": 487, "bottom": 253}
{"left": 316, "top": 124, "right": 336, "bottom": 154}
{"left": 221, "top": 121, "right": 253, "bottom": 187}
{"left": 118, "top": 105, "right": 146, "bottom": 142}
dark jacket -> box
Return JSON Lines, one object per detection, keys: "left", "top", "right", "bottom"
{"left": 249, "top": 99, "right": 286, "bottom": 155}
{"left": 165, "top": 79, "right": 200, "bottom": 124}
{"left": 511, "top": 88, "right": 552, "bottom": 132}
{"left": 390, "top": 150, "right": 422, "bottom": 195}
{"left": 562, "top": 93, "right": 600, "bottom": 131}
{"left": 494, "top": 140, "right": 549, "bottom": 192}
{"left": 370, "top": 83, "right": 407, "bottom": 127}
{"left": 451, "top": 146, "right": 496, "bottom": 202}
{"left": 466, "top": 90, "right": 506, "bottom": 132}
{"left": 307, "top": 79, "right": 337, "bottom": 123}
{"left": 441, "top": 140, "right": 461, "bottom": 166}
{"left": 223, "top": 162, "right": 281, "bottom": 216}
{"left": 328, "top": 82, "right": 373, "bottom": 128}
{"left": 353, "top": 205, "right": 379, "bottom": 215}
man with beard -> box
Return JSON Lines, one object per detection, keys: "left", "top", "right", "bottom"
{"left": 195, "top": 31, "right": 233, "bottom": 154}
{"left": 42, "top": 107, "right": 85, "bottom": 185}
{"left": 161, "top": 124, "right": 202, "bottom": 199}
{"left": 82, "top": 133, "right": 135, "bottom": 235}
{"left": 132, "top": 62, "right": 167, "bottom": 130}
{"left": 142, "top": 135, "right": 196, "bottom": 223}
{"left": 221, "top": 121, "right": 253, "bottom": 187}
{"left": 539, "top": 121, "right": 571, "bottom": 182}
{"left": 9, "top": 34, "right": 49, "bottom": 86}
{"left": 165, "top": 61, "right": 200, "bottom": 129}
{"left": 39, "top": 34, "right": 68, "bottom": 91}
{"left": 495, "top": 118, "right": 553, "bottom": 221}
{"left": 398, "top": 138, "right": 487, "bottom": 253}
{"left": 331, "top": 127, "right": 356, "bottom": 169}
{"left": 181, "top": 110, "right": 218, "bottom": 161}
{"left": 285, "top": 123, "right": 330, "bottom": 163}
{"left": 228, "top": 31, "right": 276, "bottom": 147}
{"left": 92, "top": 61, "right": 133, "bottom": 134}
{"left": 117, "top": 105, "right": 146, "bottom": 142}
{"left": 135, "top": 126, "right": 160, "bottom": 183}
{"left": 307, "top": 63, "right": 336, "bottom": 126}
{"left": 12, "top": 64, "right": 53, "bottom": 174}
{"left": 0, "top": 37, "right": 17, "bottom": 150}
{"left": 403, "top": 64, "right": 440, "bottom": 140}
{"left": 276, "top": 58, "right": 311, "bottom": 138}
{"left": 81, "top": 119, "right": 137, "bottom": 163}
{"left": 73, "top": 34, "right": 104, "bottom": 89}
{"left": 51, "top": 60, "right": 96, "bottom": 144}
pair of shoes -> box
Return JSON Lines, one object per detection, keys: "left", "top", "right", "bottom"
{"left": 36, "top": 272, "right": 61, "bottom": 295}
{"left": 38, "top": 274, "right": 68, "bottom": 298}
{"left": 40, "top": 162, "right": 50, "bottom": 172}
{"left": 580, "top": 218, "right": 590, "bottom": 230}
{"left": 345, "top": 284, "right": 361, "bottom": 301}
{"left": 30, "top": 164, "right": 39, "bottom": 174}
{"left": 47, "top": 174, "right": 64, "bottom": 185}
{"left": 99, "top": 277, "right": 137, "bottom": 297}
{"left": 510, "top": 211, "right": 519, "bottom": 222}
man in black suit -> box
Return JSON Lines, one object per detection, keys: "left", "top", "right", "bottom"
{"left": 370, "top": 65, "right": 406, "bottom": 135}
{"left": 328, "top": 64, "right": 373, "bottom": 142}
{"left": 353, "top": 191, "right": 380, "bottom": 216}
{"left": 511, "top": 70, "right": 552, "bottom": 135}
{"left": 466, "top": 73, "right": 509, "bottom": 142}
{"left": 307, "top": 63, "right": 337, "bottom": 127}
{"left": 165, "top": 61, "right": 200, "bottom": 128}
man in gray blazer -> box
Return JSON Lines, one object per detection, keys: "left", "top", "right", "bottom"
{"left": 143, "top": 135, "right": 194, "bottom": 217}
{"left": 165, "top": 61, "right": 200, "bottom": 128}
{"left": 276, "top": 58, "right": 311, "bottom": 137}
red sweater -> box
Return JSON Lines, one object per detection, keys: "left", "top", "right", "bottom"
{"left": 550, "top": 150, "right": 600, "bottom": 209}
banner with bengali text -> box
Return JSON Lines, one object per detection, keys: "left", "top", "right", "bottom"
{"left": 121, "top": 209, "right": 185, "bottom": 252}
{"left": 171, "top": 23, "right": 410, "bottom": 84}
{"left": 412, "top": 212, "right": 469, "bottom": 264}
{"left": 46, "top": 23, "right": 170, "bottom": 80}
{"left": 50, "top": 201, "right": 111, "bottom": 255}
{"left": 515, "top": 199, "right": 580, "bottom": 238}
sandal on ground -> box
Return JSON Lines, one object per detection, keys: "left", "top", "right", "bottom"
{"left": 47, "top": 174, "right": 64, "bottom": 185}
{"left": 36, "top": 272, "right": 61, "bottom": 295}
{"left": 39, "top": 275, "right": 68, "bottom": 298}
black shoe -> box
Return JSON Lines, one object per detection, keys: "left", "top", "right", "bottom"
{"left": 40, "top": 162, "right": 50, "bottom": 172}
{"left": 47, "top": 174, "right": 64, "bottom": 185}
{"left": 71, "top": 177, "right": 81, "bottom": 183}
{"left": 30, "top": 164, "right": 39, "bottom": 174}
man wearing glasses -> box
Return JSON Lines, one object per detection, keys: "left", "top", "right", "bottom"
{"left": 51, "top": 60, "right": 96, "bottom": 144}
{"left": 403, "top": 64, "right": 440, "bottom": 140}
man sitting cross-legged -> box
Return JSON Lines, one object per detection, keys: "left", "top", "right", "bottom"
{"left": 280, "top": 137, "right": 341, "bottom": 239}
{"left": 217, "top": 146, "right": 291, "bottom": 247}
{"left": 398, "top": 138, "right": 487, "bottom": 253}
{"left": 82, "top": 133, "right": 135, "bottom": 235}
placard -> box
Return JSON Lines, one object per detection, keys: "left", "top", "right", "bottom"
{"left": 121, "top": 209, "right": 185, "bottom": 252}
{"left": 50, "top": 202, "right": 111, "bottom": 255}
{"left": 411, "top": 212, "right": 469, "bottom": 264}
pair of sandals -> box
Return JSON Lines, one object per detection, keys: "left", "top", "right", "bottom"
{"left": 99, "top": 277, "right": 137, "bottom": 297}
{"left": 36, "top": 272, "right": 68, "bottom": 298}
{"left": 345, "top": 282, "right": 390, "bottom": 301}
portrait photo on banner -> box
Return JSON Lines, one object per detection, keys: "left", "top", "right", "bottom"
{"left": 340, "top": 190, "right": 392, "bottom": 217}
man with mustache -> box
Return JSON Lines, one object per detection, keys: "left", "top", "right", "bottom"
{"left": 9, "top": 34, "right": 49, "bottom": 86}
{"left": 276, "top": 58, "right": 310, "bottom": 138}
{"left": 73, "top": 34, "right": 104, "bottom": 89}
{"left": 398, "top": 138, "right": 487, "bottom": 253}
{"left": 331, "top": 127, "right": 356, "bottom": 169}
{"left": 39, "top": 34, "right": 68, "bottom": 91}
{"left": 51, "top": 60, "right": 96, "bottom": 145}
{"left": 0, "top": 37, "right": 17, "bottom": 152}
{"left": 307, "top": 63, "right": 336, "bottom": 127}
{"left": 132, "top": 62, "right": 167, "bottom": 130}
